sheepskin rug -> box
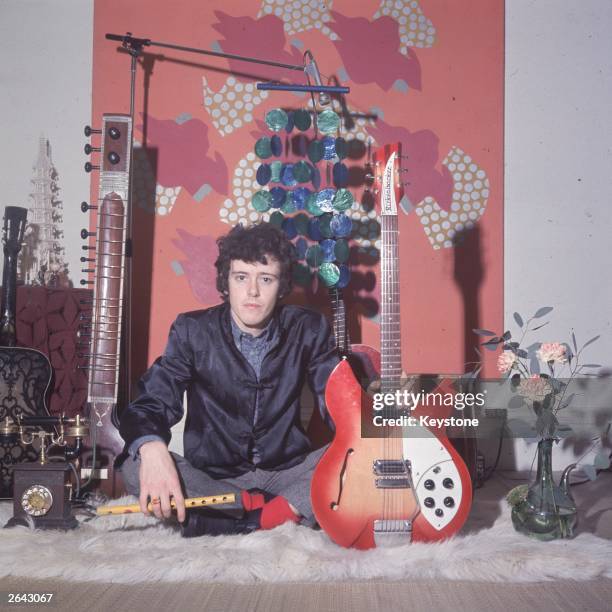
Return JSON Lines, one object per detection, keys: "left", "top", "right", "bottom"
{"left": 1, "top": 498, "right": 611, "bottom": 584}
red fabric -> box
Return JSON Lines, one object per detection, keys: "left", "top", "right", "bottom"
{"left": 241, "top": 490, "right": 266, "bottom": 511}
{"left": 260, "top": 496, "right": 299, "bottom": 530}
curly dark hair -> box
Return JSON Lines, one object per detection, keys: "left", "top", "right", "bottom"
{"left": 215, "top": 223, "right": 297, "bottom": 301}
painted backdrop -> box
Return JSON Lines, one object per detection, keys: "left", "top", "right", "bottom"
{"left": 91, "top": 0, "right": 503, "bottom": 381}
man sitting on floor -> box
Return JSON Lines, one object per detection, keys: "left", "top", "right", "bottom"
{"left": 117, "top": 222, "right": 338, "bottom": 536}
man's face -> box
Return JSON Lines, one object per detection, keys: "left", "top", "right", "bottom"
{"left": 228, "top": 257, "right": 281, "bottom": 335}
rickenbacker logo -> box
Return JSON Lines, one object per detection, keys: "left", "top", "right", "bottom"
{"left": 381, "top": 152, "right": 397, "bottom": 216}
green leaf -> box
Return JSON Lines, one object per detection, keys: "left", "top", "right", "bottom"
{"left": 531, "top": 321, "right": 550, "bottom": 331}
{"left": 582, "top": 335, "right": 601, "bottom": 350}
{"left": 473, "top": 328, "right": 496, "bottom": 336}
{"left": 534, "top": 306, "right": 554, "bottom": 318}
{"left": 593, "top": 451, "right": 611, "bottom": 470}
{"left": 513, "top": 312, "right": 524, "bottom": 328}
{"left": 502, "top": 330, "right": 512, "bottom": 341}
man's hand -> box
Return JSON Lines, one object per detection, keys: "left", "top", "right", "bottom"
{"left": 138, "top": 440, "right": 186, "bottom": 523}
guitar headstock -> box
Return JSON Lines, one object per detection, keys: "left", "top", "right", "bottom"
{"left": 370, "top": 143, "right": 402, "bottom": 217}
{"left": 2, "top": 206, "right": 27, "bottom": 256}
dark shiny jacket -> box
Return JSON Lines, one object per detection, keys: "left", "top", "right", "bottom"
{"left": 119, "top": 303, "right": 338, "bottom": 478}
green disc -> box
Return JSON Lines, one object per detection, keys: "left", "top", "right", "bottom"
{"left": 319, "top": 213, "right": 333, "bottom": 238}
{"left": 293, "top": 160, "right": 312, "bottom": 183}
{"left": 307, "top": 140, "right": 324, "bottom": 164}
{"left": 281, "top": 198, "right": 297, "bottom": 214}
{"left": 333, "top": 188, "right": 353, "bottom": 212}
{"left": 306, "top": 244, "right": 324, "bottom": 268}
{"left": 265, "top": 108, "right": 289, "bottom": 132}
{"left": 334, "top": 238, "right": 350, "bottom": 263}
{"left": 270, "top": 161, "right": 282, "bottom": 183}
{"left": 293, "top": 212, "right": 310, "bottom": 235}
{"left": 269, "top": 211, "right": 284, "bottom": 227}
{"left": 318, "top": 262, "right": 340, "bottom": 287}
{"left": 335, "top": 137, "right": 348, "bottom": 160}
{"left": 317, "top": 109, "right": 340, "bottom": 135}
{"left": 294, "top": 109, "right": 312, "bottom": 131}
{"left": 293, "top": 263, "right": 311, "bottom": 287}
{"left": 306, "top": 192, "right": 324, "bottom": 216}
{"left": 252, "top": 190, "right": 272, "bottom": 212}
{"left": 255, "top": 137, "right": 272, "bottom": 159}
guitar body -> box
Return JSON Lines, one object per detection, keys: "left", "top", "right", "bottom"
{"left": 312, "top": 144, "right": 472, "bottom": 548}
{"left": 0, "top": 207, "right": 53, "bottom": 498}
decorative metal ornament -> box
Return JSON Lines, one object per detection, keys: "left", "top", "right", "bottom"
{"left": 332, "top": 162, "right": 349, "bottom": 188}
{"left": 270, "top": 135, "right": 283, "bottom": 156}
{"left": 318, "top": 262, "right": 341, "bottom": 287}
{"left": 307, "top": 140, "right": 324, "bottom": 164}
{"left": 265, "top": 108, "right": 289, "bottom": 132}
{"left": 252, "top": 190, "right": 272, "bottom": 212}
{"left": 255, "top": 137, "right": 272, "bottom": 159}
{"left": 317, "top": 109, "right": 340, "bottom": 134}
{"left": 282, "top": 217, "right": 297, "bottom": 239}
{"left": 269, "top": 187, "right": 286, "bottom": 208}
{"left": 293, "top": 160, "right": 313, "bottom": 183}
{"left": 316, "top": 188, "right": 336, "bottom": 213}
{"left": 334, "top": 238, "right": 350, "bottom": 262}
{"left": 294, "top": 109, "right": 312, "bottom": 131}
{"left": 291, "top": 187, "right": 311, "bottom": 210}
{"left": 337, "top": 264, "right": 351, "bottom": 288}
{"left": 332, "top": 188, "right": 353, "bottom": 212}
{"left": 256, "top": 163, "right": 271, "bottom": 186}
{"left": 280, "top": 164, "right": 297, "bottom": 187}
{"left": 335, "top": 137, "right": 348, "bottom": 160}
{"left": 306, "top": 244, "right": 324, "bottom": 267}
{"left": 330, "top": 213, "right": 353, "bottom": 238}
{"left": 270, "top": 161, "right": 283, "bottom": 183}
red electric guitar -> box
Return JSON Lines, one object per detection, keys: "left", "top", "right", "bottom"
{"left": 311, "top": 143, "right": 472, "bottom": 548}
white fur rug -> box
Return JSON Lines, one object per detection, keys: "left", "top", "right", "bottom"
{"left": 1, "top": 499, "right": 611, "bottom": 584}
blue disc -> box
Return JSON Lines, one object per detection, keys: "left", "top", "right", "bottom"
{"left": 270, "top": 187, "right": 286, "bottom": 208}
{"left": 335, "top": 137, "right": 348, "bottom": 160}
{"left": 337, "top": 264, "right": 351, "bottom": 288}
{"left": 308, "top": 217, "right": 323, "bottom": 241}
{"left": 311, "top": 164, "right": 321, "bottom": 190}
{"left": 282, "top": 216, "right": 297, "bottom": 240}
{"left": 270, "top": 134, "right": 283, "bottom": 156}
{"left": 291, "top": 187, "right": 311, "bottom": 210}
{"left": 319, "top": 213, "right": 334, "bottom": 238}
{"left": 332, "top": 162, "right": 349, "bottom": 188}
{"left": 320, "top": 238, "right": 336, "bottom": 262}
{"left": 316, "top": 188, "right": 336, "bottom": 213}
{"left": 295, "top": 237, "right": 308, "bottom": 259}
{"left": 329, "top": 213, "right": 352, "bottom": 238}
{"left": 322, "top": 136, "right": 336, "bottom": 160}
{"left": 285, "top": 110, "right": 295, "bottom": 133}
{"left": 256, "top": 163, "right": 271, "bottom": 186}
{"left": 280, "top": 164, "right": 297, "bottom": 187}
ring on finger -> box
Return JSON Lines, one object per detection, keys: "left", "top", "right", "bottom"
{"left": 151, "top": 496, "right": 161, "bottom": 505}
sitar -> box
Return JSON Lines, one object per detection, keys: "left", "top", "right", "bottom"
{"left": 0, "top": 207, "right": 53, "bottom": 498}
{"left": 311, "top": 143, "right": 472, "bottom": 548}
{"left": 79, "top": 115, "right": 133, "bottom": 497}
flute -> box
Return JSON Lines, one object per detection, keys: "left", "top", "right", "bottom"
{"left": 96, "top": 493, "right": 237, "bottom": 516}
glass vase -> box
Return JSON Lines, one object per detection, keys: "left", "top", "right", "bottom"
{"left": 511, "top": 438, "right": 577, "bottom": 541}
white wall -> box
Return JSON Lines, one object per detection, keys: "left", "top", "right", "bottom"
{"left": 504, "top": 0, "right": 612, "bottom": 469}
{"left": 0, "top": 0, "right": 93, "bottom": 286}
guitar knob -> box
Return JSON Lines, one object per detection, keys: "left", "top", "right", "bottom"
{"left": 84, "top": 125, "right": 101, "bottom": 137}
{"left": 424, "top": 479, "right": 435, "bottom": 490}
{"left": 108, "top": 151, "right": 120, "bottom": 164}
{"left": 81, "top": 201, "right": 98, "bottom": 213}
{"left": 435, "top": 508, "right": 444, "bottom": 517}
{"left": 80, "top": 229, "right": 96, "bottom": 239}
{"left": 84, "top": 144, "right": 101, "bottom": 155}
{"left": 84, "top": 162, "right": 99, "bottom": 173}
{"left": 444, "top": 497, "right": 455, "bottom": 508}
{"left": 108, "top": 127, "right": 121, "bottom": 140}
{"left": 443, "top": 478, "right": 454, "bottom": 489}
{"left": 424, "top": 497, "right": 435, "bottom": 508}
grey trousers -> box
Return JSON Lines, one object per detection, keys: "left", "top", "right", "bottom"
{"left": 118, "top": 445, "right": 327, "bottom": 527}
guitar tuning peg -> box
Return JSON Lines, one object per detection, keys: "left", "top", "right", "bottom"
{"left": 81, "top": 268, "right": 95, "bottom": 274}
{"left": 79, "top": 280, "right": 94, "bottom": 287}
{"left": 81, "top": 245, "right": 95, "bottom": 251}
{"left": 81, "top": 202, "right": 98, "bottom": 213}
{"left": 84, "top": 144, "right": 101, "bottom": 155}
{"left": 84, "top": 162, "right": 99, "bottom": 173}
{"left": 80, "top": 257, "right": 95, "bottom": 263}
{"left": 84, "top": 126, "right": 101, "bottom": 137}
{"left": 80, "top": 229, "right": 96, "bottom": 239}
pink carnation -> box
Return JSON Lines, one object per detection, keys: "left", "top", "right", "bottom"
{"left": 537, "top": 342, "right": 567, "bottom": 364}
{"left": 518, "top": 375, "right": 553, "bottom": 402}
{"left": 497, "top": 350, "right": 517, "bottom": 374}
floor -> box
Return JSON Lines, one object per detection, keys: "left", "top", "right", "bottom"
{"left": 1, "top": 470, "right": 611, "bottom": 612}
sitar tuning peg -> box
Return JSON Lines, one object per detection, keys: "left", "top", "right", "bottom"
{"left": 81, "top": 268, "right": 95, "bottom": 274}
{"left": 81, "top": 201, "right": 98, "bottom": 213}
{"left": 80, "top": 257, "right": 95, "bottom": 263}
{"left": 84, "top": 144, "right": 101, "bottom": 155}
{"left": 80, "top": 229, "right": 96, "bottom": 239}
{"left": 84, "top": 162, "right": 99, "bottom": 173}
{"left": 84, "top": 126, "right": 101, "bottom": 137}
{"left": 79, "top": 280, "right": 94, "bottom": 286}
